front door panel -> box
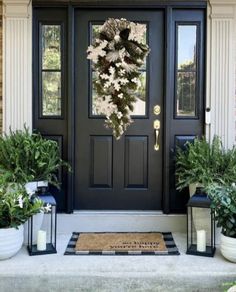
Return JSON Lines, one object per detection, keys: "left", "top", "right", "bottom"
{"left": 74, "top": 9, "right": 164, "bottom": 210}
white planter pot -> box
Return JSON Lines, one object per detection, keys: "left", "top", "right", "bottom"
{"left": 0, "top": 225, "right": 23, "bottom": 260}
{"left": 221, "top": 233, "right": 236, "bottom": 263}
{"left": 25, "top": 181, "right": 48, "bottom": 194}
{"left": 24, "top": 212, "right": 44, "bottom": 245}
{"left": 189, "top": 183, "right": 204, "bottom": 197}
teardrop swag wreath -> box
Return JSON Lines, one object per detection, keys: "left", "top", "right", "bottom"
{"left": 87, "top": 18, "right": 150, "bottom": 139}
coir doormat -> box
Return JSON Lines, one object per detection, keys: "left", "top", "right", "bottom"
{"left": 64, "top": 232, "right": 180, "bottom": 255}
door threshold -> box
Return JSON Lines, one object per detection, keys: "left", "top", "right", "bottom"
{"left": 73, "top": 210, "right": 164, "bottom": 215}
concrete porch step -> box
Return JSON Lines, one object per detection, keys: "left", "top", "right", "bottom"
{"left": 57, "top": 212, "right": 187, "bottom": 233}
{"left": 0, "top": 233, "right": 235, "bottom": 292}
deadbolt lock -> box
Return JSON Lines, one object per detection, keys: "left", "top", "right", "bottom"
{"left": 153, "top": 119, "right": 160, "bottom": 130}
{"left": 153, "top": 105, "right": 161, "bottom": 115}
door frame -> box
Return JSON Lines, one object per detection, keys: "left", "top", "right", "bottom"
{"left": 32, "top": 0, "right": 207, "bottom": 214}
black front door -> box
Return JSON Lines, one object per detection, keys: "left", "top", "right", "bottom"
{"left": 33, "top": 5, "right": 206, "bottom": 213}
{"left": 74, "top": 10, "right": 164, "bottom": 210}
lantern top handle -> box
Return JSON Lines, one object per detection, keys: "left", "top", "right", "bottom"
{"left": 187, "top": 188, "right": 211, "bottom": 208}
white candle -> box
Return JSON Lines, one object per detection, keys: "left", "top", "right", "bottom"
{"left": 37, "top": 230, "right": 47, "bottom": 251}
{"left": 197, "top": 230, "right": 206, "bottom": 252}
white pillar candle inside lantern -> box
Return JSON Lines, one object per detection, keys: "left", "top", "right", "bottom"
{"left": 37, "top": 230, "right": 46, "bottom": 251}
{"left": 197, "top": 230, "right": 206, "bottom": 252}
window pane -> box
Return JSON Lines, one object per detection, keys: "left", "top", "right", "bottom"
{"left": 42, "top": 25, "right": 61, "bottom": 70}
{"left": 177, "top": 72, "right": 196, "bottom": 117}
{"left": 176, "top": 25, "right": 197, "bottom": 117}
{"left": 42, "top": 71, "right": 61, "bottom": 116}
{"left": 131, "top": 72, "right": 146, "bottom": 116}
{"left": 91, "top": 23, "right": 147, "bottom": 117}
{"left": 178, "top": 25, "right": 197, "bottom": 70}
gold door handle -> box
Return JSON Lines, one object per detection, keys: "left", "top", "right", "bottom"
{"left": 153, "top": 119, "right": 160, "bottom": 151}
{"left": 154, "top": 129, "right": 160, "bottom": 151}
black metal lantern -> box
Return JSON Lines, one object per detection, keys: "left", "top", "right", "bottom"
{"left": 186, "top": 187, "right": 215, "bottom": 257}
{"left": 27, "top": 192, "right": 57, "bottom": 256}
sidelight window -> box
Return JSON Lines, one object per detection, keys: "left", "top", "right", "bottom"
{"left": 175, "top": 24, "right": 198, "bottom": 118}
{"left": 40, "top": 24, "right": 62, "bottom": 117}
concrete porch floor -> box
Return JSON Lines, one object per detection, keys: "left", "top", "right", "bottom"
{"left": 0, "top": 233, "right": 236, "bottom": 292}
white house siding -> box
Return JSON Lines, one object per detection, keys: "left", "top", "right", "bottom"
{"left": 1, "top": 0, "right": 236, "bottom": 148}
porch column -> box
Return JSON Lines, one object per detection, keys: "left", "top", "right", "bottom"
{"left": 207, "top": 0, "right": 236, "bottom": 148}
{"left": 3, "top": 0, "right": 32, "bottom": 133}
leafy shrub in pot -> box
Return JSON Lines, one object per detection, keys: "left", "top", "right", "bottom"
{"left": 175, "top": 136, "right": 236, "bottom": 191}
{"left": 0, "top": 127, "right": 71, "bottom": 188}
{"left": 0, "top": 183, "right": 45, "bottom": 260}
{"left": 207, "top": 184, "right": 236, "bottom": 262}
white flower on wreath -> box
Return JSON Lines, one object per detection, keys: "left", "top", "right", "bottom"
{"left": 129, "top": 22, "right": 146, "bottom": 44}
{"left": 117, "top": 112, "right": 123, "bottom": 119}
{"left": 87, "top": 40, "right": 108, "bottom": 63}
{"left": 94, "top": 96, "right": 118, "bottom": 116}
{"left": 118, "top": 93, "right": 124, "bottom": 99}
{"left": 131, "top": 77, "right": 141, "bottom": 88}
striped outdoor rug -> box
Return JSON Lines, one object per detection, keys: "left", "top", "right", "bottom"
{"left": 64, "top": 232, "right": 180, "bottom": 256}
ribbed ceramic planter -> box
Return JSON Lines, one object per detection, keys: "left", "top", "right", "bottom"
{"left": 0, "top": 225, "right": 24, "bottom": 260}
{"left": 221, "top": 233, "right": 236, "bottom": 263}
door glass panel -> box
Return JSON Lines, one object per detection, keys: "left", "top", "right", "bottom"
{"left": 90, "top": 23, "right": 148, "bottom": 117}
{"left": 176, "top": 25, "right": 197, "bottom": 117}
{"left": 42, "top": 25, "right": 61, "bottom": 70}
{"left": 42, "top": 71, "right": 61, "bottom": 116}
{"left": 41, "top": 24, "right": 62, "bottom": 116}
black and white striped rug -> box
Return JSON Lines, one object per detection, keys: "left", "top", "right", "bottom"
{"left": 64, "top": 232, "right": 180, "bottom": 256}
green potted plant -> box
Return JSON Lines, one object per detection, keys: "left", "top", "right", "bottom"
{"left": 0, "top": 182, "right": 45, "bottom": 260}
{"left": 175, "top": 136, "right": 236, "bottom": 242}
{"left": 0, "top": 127, "right": 71, "bottom": 243}
{"left": 0, "top": 127, "right": 70, "bottom": 192}
{"left": 207, "top": 183, "right": 236, "bottom": 263}
{"left": 175, "top": 136, "right": 236, "bottom": 195}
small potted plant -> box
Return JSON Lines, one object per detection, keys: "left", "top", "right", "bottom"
{"left": 0, "top": 182, "right": 45, "bottom": 260}
{"left": 207, "top": 183, "right": 236, "bottom": 263}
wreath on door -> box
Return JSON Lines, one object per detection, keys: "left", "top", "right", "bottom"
{"left": 87, "top": 18, "right": 150, "bottom": 140}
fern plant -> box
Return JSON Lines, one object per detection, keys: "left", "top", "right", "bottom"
{"left": 175, "top": 136, "right": 236, "bottom": 191}
{"left": 0, "top": 127, "right": 71, "bottom": 188}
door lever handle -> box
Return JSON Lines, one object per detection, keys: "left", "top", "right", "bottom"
{"left": 153, "top": 119, "right": 160, "bottom": 151}
{"left": 154, "top": 129, "right": 159, "bottom": 151}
